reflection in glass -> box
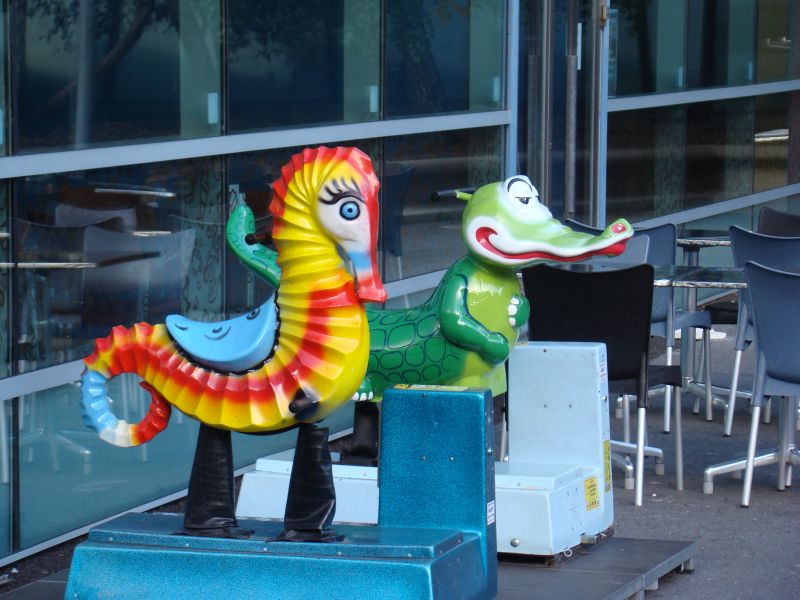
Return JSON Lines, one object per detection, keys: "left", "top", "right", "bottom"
{"left": 226, "top": 0, "right": 380, "bottom": 131}
{"left": 0, "top": 3, "right": 6, "bottom": 156}
{"left": 12, "top": 157, "right": 223, "bottom": 373}
{"left": 609, "top": 0, "right": 687, "bottom": 96}
{"left": 11, "top": 0, "right": 221, "bottom": 152}
{"left": 686, "top": 0, "right": 757, "bottom": 88}
{"left": 685, "top": 97, "right": 755, "bottom": 208}
{"left": 381, "top": 127, "right": 502, "bottom": 282}
{"left": 756, "top": 0, "right": 794, "bottom": 82}
{"left": 608, "top": 92, "right": 800, "bottom": 222}
{"left": 607, "top": 105, "right": 686, "bottom": 222}
{"left": 385, "top": 0, "right": 503, "bottom": 117}
{"left": 16, "top": 377, "right": 351, "bottom": 550}
{"left": 754, "top": 93, "right": 790, "bottom": 191}
{"left": 0, "top": 400, "right": 9, "bottom": 557}
{"left": 0, "top": 184, "right": 8, "bottom": 381}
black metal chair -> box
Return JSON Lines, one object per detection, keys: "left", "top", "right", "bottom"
{"left": 757, "top": 206, "right": 800, "bottom": 237}
{"left": 703, "top": 262, "right": 800, "bottom": 506}
{"left": 702, "top": 206, "right": 800, "bottom": 346}
{"left": 522, "top": 263, "right": 684, "bottom": 506}
{"left": 565, "top": 220, "right": 711, "bottom": 432}
{"left": 722, "top": 227, "right": 800, "bottom": 436}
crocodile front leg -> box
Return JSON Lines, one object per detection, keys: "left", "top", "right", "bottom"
{"left": 507, "top": 294, "right": 530, "bottom": 330}
{"left": 439, "top": 274, "right": 510, "bottom": 364}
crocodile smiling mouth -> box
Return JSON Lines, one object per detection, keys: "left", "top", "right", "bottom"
{"left": 475, "top": 227, "right": 627, "bottom": 262}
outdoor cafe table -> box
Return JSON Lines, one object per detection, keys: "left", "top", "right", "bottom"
{"left": 676, "top": 232, "right": 734, "bottom": 413}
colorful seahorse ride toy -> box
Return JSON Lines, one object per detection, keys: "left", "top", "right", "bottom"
{"left": 343, "top": 175, "right": 634, "bottom": 459}
{"left": 79, "top": 146, "right": 386, "bottom": 540}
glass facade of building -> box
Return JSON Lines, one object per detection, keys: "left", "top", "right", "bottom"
{"left": 0, "top": 0, "right": 797, "bottom": 566}
{"left": 605, "top": 0, "right": 800, "bottom": 223}
{"left": 0, "top": 0, "right": 508, "bottom": 563}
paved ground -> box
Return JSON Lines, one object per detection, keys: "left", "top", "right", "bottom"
{"left": 607, "top": 325, "right": 800, "bottom": 599}
{"left": 0, "top": 325, "right": 798, "bottom": 599}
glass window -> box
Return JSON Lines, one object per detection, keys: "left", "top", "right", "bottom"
{"left": 754, "top": 92, "right": 791, "bottom": 191}
{"left": 684, "top": 97, "right": 755, "bottom": 208}
{"left": 756, "top": 0, "right": 795, "bottom": 82}
{"left": 607, "top": 92, "right": 800, "bottom": 222}
{"left": 226, "top": 0, "right": 380, "bottom": 132}
{"left": 12, "top": 156, "right": 223, "bottom": 373}
{"left": 381, "top": 127, "right": 502, "bottom": 283}
{"left": 609, "top": 0, "right": 687, "bottom": 96}
{"left": 607, "top": 105, "right": 687, "bottom": 222}
{"left": 0, "top": 399, "right": 10, "bottom": 557}
{"left": 0, "top": 3, "right": 6, "bottom": 156}
{"left": 385, "top": 0, "right": 504, "bottom": 118}
{"left": 686, "top": 0, "right": 757, "bottom": 88}
{"left": 11, "top": 0, "right": 221, "bottom": 152}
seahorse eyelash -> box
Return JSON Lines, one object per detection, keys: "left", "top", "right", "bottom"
{"left": 320, "top": 177, "right": 363, "bottom": 205}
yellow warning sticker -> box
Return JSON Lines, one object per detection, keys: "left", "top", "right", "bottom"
{"left": 604, "top": 440, "right": 612, "bottom": 492}
{"left": 584, "top": 476, "right": 600, "bottom": 511}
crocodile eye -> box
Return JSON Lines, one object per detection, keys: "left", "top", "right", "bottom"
{"left": 340, "top": 201, "right": 360, "bottom": 221}
{"left": 246, "top": 308, "right": 261, "bottom": 320}
{"left": 507, "top": 178, "right": 536, "bottom": 205}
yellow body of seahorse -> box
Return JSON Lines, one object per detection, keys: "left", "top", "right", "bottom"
{"left": 80, "top": 146, "right": 386, "bottom": 446}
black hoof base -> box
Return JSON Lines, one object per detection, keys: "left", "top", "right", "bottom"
{"left": 276, "top": 528, "right": 344, "bottom": 543}
{"left": 175, "top": 526, "right": 254, "bottom": 539}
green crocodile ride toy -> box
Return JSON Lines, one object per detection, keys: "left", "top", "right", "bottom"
{"left": 342, "top": 175, "right": 633, "bottom": 460}
{"left": 228, "top": 173, "right": 633, "bottom": 461}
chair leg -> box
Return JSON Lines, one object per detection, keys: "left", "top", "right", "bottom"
{"left": 610, "top": 452, "right": 635, "bottom": 490}
{"left": 763, "top": 397, "right": 772, "bottom": 424}
{"left": 623, "top": 395, "right": 631, "bottom": 443}
{"left": 742, "top": 405, "right": 762, "bottom": 507}
{"left": 724, "top": 350, "right": 743, "bottom": 436}
{"left": 703, "top": 329, "right": 713, "bottom": 422}
{"left": 635, "top": 406, "right": 646, "bottom": 507}
{"left": 777, "top": 397, "right": 792, "bottom": 491}
{"left": 673, "top": 386, "right": 683, "bottom": 491}
{"left": 663, "top": 347, "right": 673, "bottom": 434}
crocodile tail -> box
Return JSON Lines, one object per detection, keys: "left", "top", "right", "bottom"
{"left": 80, "top": 323, "right": 173, "bottom": 447}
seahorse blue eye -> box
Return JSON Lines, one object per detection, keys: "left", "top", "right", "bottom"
{"left": 340, "top": 201, "right": 360, "bottom": 220}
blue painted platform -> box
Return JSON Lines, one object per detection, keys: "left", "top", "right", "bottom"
{"left": 65, "top": 512, "right": 489, "bottom": 599}
{"left": 65, "top": 386, "right": 498, "bottom": 600}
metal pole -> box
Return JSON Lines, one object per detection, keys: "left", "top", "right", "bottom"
{"left": 564, "top": 0, "right": 578, "bottom": 219}
{"left": 75, "top": 0, "right": 95, "bottom": 147}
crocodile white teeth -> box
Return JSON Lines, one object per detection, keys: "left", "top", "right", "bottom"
{"left": 508, "top": 304, "right": 518, "bottom": 316}
{"left": 509, "top": 317, "right": 517, "bottom": 327}
{"left": 368, "top": 391, "right": 374, "bottom": 400}
{"left": 510, "top": 297, "right": 521, "bottom": 305}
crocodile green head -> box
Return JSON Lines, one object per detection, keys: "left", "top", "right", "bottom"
{"left": 460, "top": 175, "right": 633, "bottom": 268}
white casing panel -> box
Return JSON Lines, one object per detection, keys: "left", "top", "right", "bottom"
{"left": 236, "top": 342, "right": 613, "bottom": 556}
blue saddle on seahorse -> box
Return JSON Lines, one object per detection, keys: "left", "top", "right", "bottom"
{"left": 166, "top": 295, "right": 278, "bottom": 373}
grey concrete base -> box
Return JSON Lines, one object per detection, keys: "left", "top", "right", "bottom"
{"left": 3, "top": 537, "right": 696, "bottom": 600}
{"left": 499, "top": 537, "right": 697, "bottom": 600}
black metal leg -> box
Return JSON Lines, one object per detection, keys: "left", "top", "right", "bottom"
{"left": 278, "top": 423, "right": 343, "bottom": 542}
{"left": 339, "top": 401, "right": 380, "bottom": 465}
{"left": 179, "top": 423, "right": 252, "bottom": 538}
